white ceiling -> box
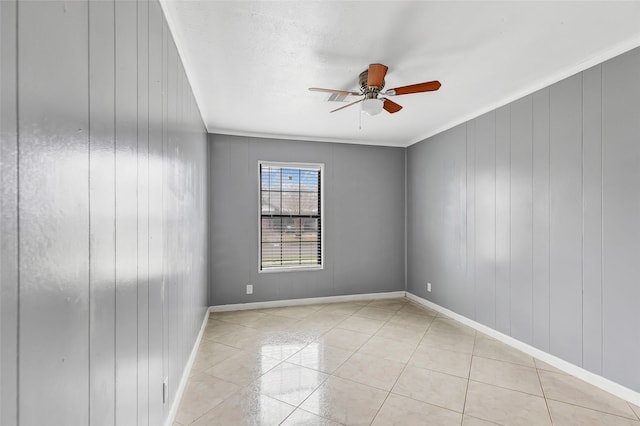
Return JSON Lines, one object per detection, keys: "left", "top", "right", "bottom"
{"left": 161, "top": 1, "right": 640, "bottom": 147}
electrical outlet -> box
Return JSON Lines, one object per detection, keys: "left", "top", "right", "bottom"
{"left": 427, "top": 282, "right": 432, "bottom": 292}
{"left": 163, "top": 378, "right": 168, "bottom": 404}
{"left": 246, "top": 284, "right": 253, "bottom": 294}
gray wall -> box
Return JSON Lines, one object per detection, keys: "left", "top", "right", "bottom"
{"left": 407, "top": 46, "right": 640, "bottom": 393}
{"left": 0, "top": 1, "right": 208, "bottom": 425}
{"left": 209, "top": 134, "right": 405, "bottom": 305}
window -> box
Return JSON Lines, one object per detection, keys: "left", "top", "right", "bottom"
{"left": 259, "top": 162, "right": 323, "bottom": 271}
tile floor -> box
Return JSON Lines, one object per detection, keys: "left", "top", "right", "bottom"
{"left": 174, "top": 297, "right": 640, "bottom": 425}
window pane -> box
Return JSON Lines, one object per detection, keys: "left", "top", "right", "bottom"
{"left": 261, "top": 191, "right": 281, "bottom": 214}
{"left": 300, "top": 169, "right": 319, "bottom": 191}
{"left": 261, "top": 218, "right": 281, "bottom": 242}
{"left": 281, "top": 192, "right": 299, "bottom": 215}
{"left": 299, "top": 192, "right": 318, "bottom": 215}
{"left": 281, "top": 168, "right": 299, "bottom": 191}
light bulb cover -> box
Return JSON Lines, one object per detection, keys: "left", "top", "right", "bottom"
{"left": 361, "top": 98, "right": 384, "bottom": 116}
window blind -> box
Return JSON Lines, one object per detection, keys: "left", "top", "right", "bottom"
{"left": 260, "top": 163, "right": 322, "bottom": 271}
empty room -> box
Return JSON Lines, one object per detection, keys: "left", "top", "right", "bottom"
{"left": 2, "top": 1, "right": 640, "bottom": 425}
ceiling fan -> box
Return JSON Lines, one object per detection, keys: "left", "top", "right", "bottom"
{"left": 309, "top": 63, "right": 441, "bottom": 116}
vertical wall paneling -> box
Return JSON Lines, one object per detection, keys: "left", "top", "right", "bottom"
{"left": 114, "top": 1, "right": 139, "bottom": 422}
{"left": 0, "top": 1, "right": 18, "bottom": 424}
{"left": 3, "top": 1, "right": 208, "bottom": 424}
{"left": 473, "top": 112, "right": 496, "bottom": 328}
{"left": 494, "top": 106, "right": 511, "bottom": 335}
{"left": 601, "top": 49, "right": 640, "bottom": 391}
{"left": 137, "top": 0, "right": 150, "bottom": 423}
{"left": 549, "top": 74, "right": 583, "bottom": 366}
{"left": 509, "top": 96, "right": 534, "bottom": 344}
{"left": 465, "top": 121, "right": 476, "bottom": 320}
{"left": 147, "top": 1, "right": 164, "bottom": 423}
{"left": 581, "top": 65, "right": 603, "bottom": 375}
{"left": 18, "top": 2, "right": 90, "bottom": 424}
{"left": 89, "top": 1, "right": 116, "bottom": 424}
{"left": 531, "top": 88, "right": 551, "bottom": 352}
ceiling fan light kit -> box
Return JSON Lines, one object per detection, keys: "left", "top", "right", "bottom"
{"left": 310, "top": 63, "right": 441, "bottom": 116}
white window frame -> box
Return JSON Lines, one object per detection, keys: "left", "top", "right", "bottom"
{"left": 258, "top": 161, "right": 325, "bottom": 273}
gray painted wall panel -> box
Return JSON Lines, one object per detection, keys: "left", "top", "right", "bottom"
{"left": 115, "top": 1, "right": 140, "bottom": 422}
{"left": 89, "top": 1, "right": 116, "bottom": 424}
{"left": 494, "top": 106, "right": 511, "bottom": 335}
{"left": 531, "top": 88, "right": 551, "bottom": 352}
{"left": 407, "top": 45, "right": 640, "bottom": 393}
{"left": 509, "top": 96, "right": 533, "bottom": 344}
{"left": 601, "top": 49, "right": 640, "bottom": 391}
{"left": 549, "top": 74, "right": 583, "bottom": 366}
{"left": 2, "top": 1, "right": 208, "bottom": 424}
{"left": 473, "top": 112, "right": 496, "bottom": 328}
{"left": 137, "top": 1, "right": 150, "bottom": 423}
{"left": 18, "top": 2, "right": 90, "bottom": 425}
{"left": 209, "top": 135, "right": 405, "bottom": 305}
{"left": 464, "top": 121, "right": 476, "bottom": 320}
{"left": 1, "top": 1, "right": 18, "bottom": 424}
{"left": 582, "top": 65, "right": 603, "bottom": 375}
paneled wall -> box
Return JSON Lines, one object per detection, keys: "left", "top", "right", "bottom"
{"left": 0, "top": 1, "right": 208, "bottom": 425}
{"left": 407, "top": 46, "right": 640, "bottom": 393}
{"left": 209, "top": 135, "right": 405, "bottom": 305}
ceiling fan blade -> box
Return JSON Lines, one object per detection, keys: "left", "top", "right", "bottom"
{"left": 383, "top": 98, "right": 403, "bottom": 114}
{"left": 309, "top": 87, "right": 360, "bottom": 96}
{"left": 367, "top": 63, "right": 388, "bottom": 88}
{"left": 387, "top": 80, "right": 441, "bottom": 96}
{"left": 330, "top": 98, "right": 364, "bottom": 113}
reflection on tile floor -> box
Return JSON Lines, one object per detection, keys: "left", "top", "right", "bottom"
{"left": 174, "top": 297, "right": 640, "bottom": 425}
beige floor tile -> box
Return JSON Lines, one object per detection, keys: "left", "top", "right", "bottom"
{"left": 372, "top": 393, "right": 462, "bottom": 426}
{"left": 366, "top": 299, "right": 407, "bottom": 312}
{"left": 191, "top": 340, "right": 242, "bottom": 373}
{"left": 464, "top": 380, "right": 551, "bottom": 425}
{"left": 317, "top": 302, "right": 366, "bottom": 315}
{"left": 334, "top": 352, "right": 405, "bottom": 391}
{"left": 319, "top": 328, "right": 371, "bottom": 351}
{"left": 357, "top": 335, "right": 418, "bottom": 363}
{"left": 392, "top": 365, "right": 468, "bottom": 412}
{"left": 244, "top": 314, "right": 300, "bottom": 331}
{"left": 632, "top": 404, "right": 640, "bottom": 419}
{"left": 190, "top": 387, "right": 295, "bottom": 426}
{"left": 280, "top": 408, "right": 343, "bottom": 426}
{"left": 375, "top": 322, "right": 426, "bottom": 344}
{"left": 210, "top": 326, "right": 266, "bottom": 351}
{"left": 470, "top": 356, "right": 543, "bottom": 396}
{"left": 216, "top": 310, "right": 270, "bottom": 327}
{"left": 548, "top": 399, "right": 640, "bottom": 426}
{"left": 387, "top": 311, "right": 433, "bottom": 329}
{"left": 409, "top": 345, "right": 472, "bottom": 378}
{"left": 420, "top": 328, "right": 475, "bottom": 354}
{"left": 300, "top": 376, "right": 388, "bottom": 426}
{"left": 286, "top": 341, "right": 353, "bottom": 374}
{"left": 398, "top": 302, "right": 438, "bottom": 317}
{"left": 202, "top": 319, "right": 248, "bottom": 340}
{"left": 354, "top": 306, "right": 396, "bottom": 321}
{"left": 172, "top": 422, "right": 185, "bottom": 426}
{"left": 473, "top": 334, "right": 534, "bottom": 367}
{"left": 429, "top": 317, "right": 476, "bottom": 337}
{"left": 265, "top": 305, "right": 318, "bottom": 319}
{"left": 462, "top": 415, "right": 501, "bottom": 425}
{"left": 337, "top": 315, "right": 386, "bottom": 335}
{"left": 538, "top": 369, "right": 637, "bottom": 419}
{"left": 250, "top": 361, "right": 328, "bottom": 406}
{"left": 534, "top": 358, "right": 569, "bottom": 375}
{"left": 175, "top": 372, "right": 240, "bottom": 425}
{"left": 208, "top": 350, "right": 281, "bottom": 386}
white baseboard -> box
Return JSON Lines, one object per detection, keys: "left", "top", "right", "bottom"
{"left": 165, "top": 306, "right": 212, "bottom": 426}
{"left": 209, "top": 291, "right": 406, "bottom": 312}
{"left": 406, "top": 292, "right": 640, "bottom": 407}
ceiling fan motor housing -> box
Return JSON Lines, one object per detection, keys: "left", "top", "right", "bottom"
{"left": 359, "top": 69, "right": 385, "bottom": 97}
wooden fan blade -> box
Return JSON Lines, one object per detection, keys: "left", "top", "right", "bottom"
{"left": 388, "top": 80, "right": 441, "bottom": 96}
{"left": 330, "top": 98, "right": 363, "bottom": 113}
{"left": 367, "top": 63, "right": 388, "bottom": 88}
{"left": 383, "top": 98, "right": 403, "bottom": 114}
{"left": 309, "top": 87, "right": 360, "bottom": 96}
